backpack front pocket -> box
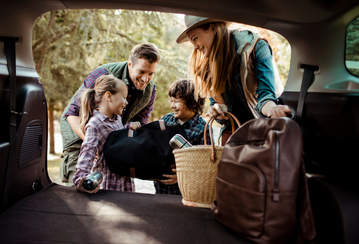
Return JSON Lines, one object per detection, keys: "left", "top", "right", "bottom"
{"left": 215, "top": 160, "right": 266, "bottom": 238}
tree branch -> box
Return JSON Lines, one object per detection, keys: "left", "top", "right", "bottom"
{"left": 36, "top": 11, "right": 56, "bottom": 72}
{"left": 99, "top": 29, "right": 139, "bottom": 45}
{"left": 49, "top": 23, "right": 77, "bottom": 43}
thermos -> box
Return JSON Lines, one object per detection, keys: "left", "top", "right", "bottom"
{"left": 169, "top": 134, "right": 193, "bottom": 150}
{"left": 82, "top": 171, "right": 103, "bottom": 191}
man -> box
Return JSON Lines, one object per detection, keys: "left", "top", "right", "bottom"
{"left": 60, "top": 43, "right": 161, "bottom": 186}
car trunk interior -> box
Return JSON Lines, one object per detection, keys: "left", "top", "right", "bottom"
{"left": 1, "top": 0, "right": 359, "bottom": 243}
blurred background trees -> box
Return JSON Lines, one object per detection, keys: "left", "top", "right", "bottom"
{"left": 32, "top": 10, "right": 290, "bottom": 153}
{"left": 346, "top": 16, "right": 359, "bottom": 77}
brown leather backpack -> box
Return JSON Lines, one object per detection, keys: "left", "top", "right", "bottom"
{"left": 213, "top": 117, "right": 316, "bottom": 244}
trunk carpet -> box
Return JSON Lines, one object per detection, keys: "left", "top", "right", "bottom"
{"left": 0, "top": 183, "right": 251, "bottom": 244}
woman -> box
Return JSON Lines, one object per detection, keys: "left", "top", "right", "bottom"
{"left": 177, "top": 15, "right": 291, "bottom": 144}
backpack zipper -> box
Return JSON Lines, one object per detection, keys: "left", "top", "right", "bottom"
{"left": 272, "top": 132, "right": 280, "bottom": 202}
{"left": 228, "top": 139, "right": 266, "bottom": 146}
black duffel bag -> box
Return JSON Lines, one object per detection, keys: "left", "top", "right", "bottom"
{"left": 103, "top": 120, "right": 188, "bottom": 180}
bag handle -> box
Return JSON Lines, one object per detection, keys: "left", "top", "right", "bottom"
{"left": 158, "top": 120, "right": 166, "bottom": 131}
{"left": 127, "top": 120, "right": 166, "bottom": 137}
{"left": 204, "top": 112, "right": 241, "bottom": 162}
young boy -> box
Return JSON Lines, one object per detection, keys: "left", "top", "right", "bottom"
{"left": 154, "top": 79, "right": 211, "bottom": 195}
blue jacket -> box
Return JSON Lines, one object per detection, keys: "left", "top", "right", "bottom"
{"left": 210, "top": 30, "right": 279, "bottom": 129}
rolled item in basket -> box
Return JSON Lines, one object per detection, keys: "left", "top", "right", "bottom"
{"left": 169, "top": 134, "right": 193, "bottom": 150}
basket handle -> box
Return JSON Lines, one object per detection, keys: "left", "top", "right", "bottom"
{"left": 204, "top": 112, "right": 241, "bottom": 162}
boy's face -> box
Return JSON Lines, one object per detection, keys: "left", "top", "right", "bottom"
{"left": 170, "top": 96, "right": 195, "bottom": 122}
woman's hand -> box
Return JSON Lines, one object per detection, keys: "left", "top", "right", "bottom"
{"left": 130, "top": 121, "right": 141, "bottom": 130}
{"left": 161, "top": 169, "right": 178, "bottom": 185}
{"left": 76, "top": 176, "right": 100, "bottom": 194}
{"left": 262, "top": 101, "right": 292, "bottom": 118}
{"left": 206, "top": 103, "right": 229, "bottom": 120}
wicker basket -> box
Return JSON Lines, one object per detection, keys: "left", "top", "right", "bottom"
{"left": 173, "top": 112, "right": 240, "bottom": 208}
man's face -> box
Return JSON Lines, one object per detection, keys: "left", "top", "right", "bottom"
{"left": 128, "top": 58, "right": 158, "bottom": 90}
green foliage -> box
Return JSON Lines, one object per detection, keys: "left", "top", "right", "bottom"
{"left": 32, "top": 10, "right": 191, "bottom": 118}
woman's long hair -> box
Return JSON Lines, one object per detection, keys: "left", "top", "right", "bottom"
{"left": 79, "top": 74, "right": 126, "bottom": 134}
{"left": 188, "top": 22, "right": 239, "bottom": 99}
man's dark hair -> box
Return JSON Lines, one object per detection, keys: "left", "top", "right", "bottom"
{"left": 168, "top": 79, "right": 205, "bottom": 115}
{"left": 129, "top": 43, "right": 161, "bottom": 65}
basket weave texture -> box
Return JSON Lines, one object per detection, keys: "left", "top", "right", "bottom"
{"left": 173, "top": 112, "right": 240, "bottom": 209}
{"left": 174, "top": 146, "right": 223, "bottom": 208}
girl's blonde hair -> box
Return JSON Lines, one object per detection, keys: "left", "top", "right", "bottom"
{"left": 188, "top": 22, "right": 239, "bottom": 98}
{"left": 79, "top": 74, "right": 127, "bottom": 134}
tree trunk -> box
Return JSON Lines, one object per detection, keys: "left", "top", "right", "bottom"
{"left": 48, "top": 103, "right": 55, "bottom": 154}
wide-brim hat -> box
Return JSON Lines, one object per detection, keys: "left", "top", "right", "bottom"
{"left": 176, "top": 15, "right": 228, "bottom": 44}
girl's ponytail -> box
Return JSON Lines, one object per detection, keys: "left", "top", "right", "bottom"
{"left": 79, "top": 88, "right": 95, "bottom": 134}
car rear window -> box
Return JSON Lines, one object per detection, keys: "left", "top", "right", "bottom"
{"left": 346, "top": 16, "right": 359, "bottom": 77}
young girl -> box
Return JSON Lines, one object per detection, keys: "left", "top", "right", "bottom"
{"left": 73, "top": 74, "right": 141, "bottom": 194}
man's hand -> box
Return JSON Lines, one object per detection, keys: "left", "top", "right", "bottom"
{"left": 161, "top": 169, "right": 177, "bottom": 185}
{"left": 76, "top": 176, "right": 100, "bottom": 194}
{"left": 130, "top": 121, "right": 141, "bottom": 130}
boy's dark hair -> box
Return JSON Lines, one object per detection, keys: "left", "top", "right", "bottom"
{"left": 168, "top": 79, "right": 205, "bottom": 115}
{"left": 129, "top": 43, "right": 161, "bottom": 65}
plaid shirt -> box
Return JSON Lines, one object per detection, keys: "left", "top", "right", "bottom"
{"left": 154, "top": 113, "right": 211, "bottom": 195}
{"left": 73, "top": 110, "right": 134, "bottom": 192}
{"left": 65, "top": 67, "right": 156, "bottom": 126}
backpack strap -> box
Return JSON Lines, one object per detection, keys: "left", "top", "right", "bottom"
{"left": 296, "top": 161, "right": 317, "bottom": 243}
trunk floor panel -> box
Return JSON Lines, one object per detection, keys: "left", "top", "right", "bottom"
{"left": 0, "top": 183, "right": 251, "bottom": 244}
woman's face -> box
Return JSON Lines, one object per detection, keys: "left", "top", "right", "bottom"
{"left": 187, "top": 25, "right": 216, "bottom": 57}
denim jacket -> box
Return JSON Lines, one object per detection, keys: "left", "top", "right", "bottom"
{"left": 210, "top": 30, "right": 279, "bottom": 130}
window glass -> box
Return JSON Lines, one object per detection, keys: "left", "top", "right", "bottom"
{"left": 346, "top": 16, "right": 359, "bottom": 77}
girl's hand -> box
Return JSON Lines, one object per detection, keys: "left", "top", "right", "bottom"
{"left": 206, "top": 103, "right": 229, "bottom": 120}
{"left": 76, "top": 176, "right": 100, "bottom": 194}
{"left": 130, "top": 121, "right": 141, "bottom": 130}
{"left": 161, "top": 169, "right": 177, "bottom": 185}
